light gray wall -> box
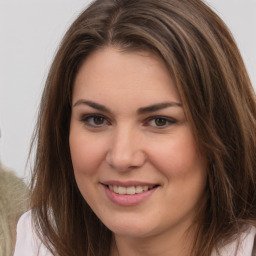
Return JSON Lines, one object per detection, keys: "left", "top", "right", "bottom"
{"left": 0, "top": 0, "right": 255, "bottom": 179}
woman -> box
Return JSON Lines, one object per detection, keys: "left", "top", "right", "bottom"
{"left": 14, "top": 0, "right": 256, "bottom": 255}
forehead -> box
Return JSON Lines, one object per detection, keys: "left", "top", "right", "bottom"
{"left": 73, "top": 46, "right": 181, "bottom": 104}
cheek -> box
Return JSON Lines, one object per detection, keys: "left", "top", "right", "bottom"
{"left": 69, "top": 131, "right": 108, "bottom": 205}
{"left": 69, "top": 132, "right": 106, "bottom": 176}
{"left": 149, "top": 129, "right": 207, "bottom": 221}
{"left": 149, "top": 128, "right": 206, "bottom": 177}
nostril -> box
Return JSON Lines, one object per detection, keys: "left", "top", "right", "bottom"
{"left": 106, "top": 149, "right": 147, "bottom": 171}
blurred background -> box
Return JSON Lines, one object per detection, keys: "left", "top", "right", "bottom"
{"left": 0, "top": 0, "right": 255, "bottom": 181}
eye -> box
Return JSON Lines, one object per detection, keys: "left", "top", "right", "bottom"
{"left": 145, "top": 116, "right": 176, "bottom": 129}
{"left": 81, "top": 114, "right": 109, "bottom": 127}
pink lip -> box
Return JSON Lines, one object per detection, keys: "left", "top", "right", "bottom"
{"left": 102, "top": 183, "right": 158, "bottom": 206}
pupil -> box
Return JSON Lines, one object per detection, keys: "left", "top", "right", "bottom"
{"left": 155, "top": 118, "right": 166, "bottom": 126}
{"left": 94, "top": 116, "right": 104, "bottom": 125}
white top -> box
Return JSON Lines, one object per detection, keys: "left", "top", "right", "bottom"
{"left": 13, "top": 211, "right": 52, "bottom": 256}
{"left": 14, "top": 211, "right": 256, "bottom": 256}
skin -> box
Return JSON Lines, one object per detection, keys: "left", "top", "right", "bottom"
{"left": 69, "top": 47, "right": 207, "bottom": 256}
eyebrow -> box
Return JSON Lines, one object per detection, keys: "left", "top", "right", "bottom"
{"left": 137, "top": 102, "right": 182, "bottom": 114}
{"left": 73, "top": 99, "right": 182, "bottom": 114}
{"left": 73, "top": 100, "right": 111, "bottom": 113}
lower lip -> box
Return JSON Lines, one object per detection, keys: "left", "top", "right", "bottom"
{"left": 103, "top": 186, "right": 158, "bottom": 206}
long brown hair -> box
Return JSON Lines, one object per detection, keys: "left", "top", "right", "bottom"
{"left": 30, "top": 0, "right": 256, "bottom": 255}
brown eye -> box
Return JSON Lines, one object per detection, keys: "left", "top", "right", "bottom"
{"left": 81, "top": 114, "right": 109, "bottom": 127}
{"left": 154, "top": 118, "right": 167, "bottom": 126}
{"left": 146, "top": 116, "right": 176, "bottom": 129}
{"left": 93, "top": 116, "right": 105, "bottom": 125}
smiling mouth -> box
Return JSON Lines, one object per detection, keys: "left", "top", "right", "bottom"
{"left": 106, "top": 185, "right": 159, "bottom": 195}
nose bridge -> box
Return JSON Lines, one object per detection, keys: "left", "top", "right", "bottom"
{"left": 106, "top": 124, "right": 145, "bottom": 170}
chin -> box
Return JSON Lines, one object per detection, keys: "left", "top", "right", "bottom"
{"left": 103, "top": 217, "right": 158, "bottom": 238}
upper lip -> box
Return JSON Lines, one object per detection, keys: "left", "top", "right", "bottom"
{"left": 101, "top": 180, "right": 159, "bottom": 187}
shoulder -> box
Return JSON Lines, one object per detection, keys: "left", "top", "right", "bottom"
{"left": 14, "top": 211, "right": 53, "bottom": 256}
{"left": 212, "top": 225, "right": 256, "bottom": 256}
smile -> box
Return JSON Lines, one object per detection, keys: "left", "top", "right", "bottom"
{"left": 102, "top": 182, "right": 159, "bottom": 206}
{"left": 108, "top": 185, "right": 157, "bottom": 195}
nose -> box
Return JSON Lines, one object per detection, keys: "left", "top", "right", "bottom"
{"left": 106, "top": 127, "right": 146, "bottom": 171}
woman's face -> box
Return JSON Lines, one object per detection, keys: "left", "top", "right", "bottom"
{"left": 69, "top": 47, "right": 207, "bottom": 240}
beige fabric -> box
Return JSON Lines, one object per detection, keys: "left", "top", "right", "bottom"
{"left": 0, "top": 165, "right": 28, "bottom": 256}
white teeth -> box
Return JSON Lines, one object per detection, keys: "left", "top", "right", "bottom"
{"left": 143, "top": 185, "right": 149, "bottom": 191}
{"left": 135, "top": 186, "right": 143, "bottom": 193}
{"left": 118, "top": 186, "right": 126, "bottom": 195}
{"left": 113, "top": 185, "right": 119, "bottom": 193}
{"left": 108, "top": 185, "right": 155, "bottom": 195}
{"left": 126, "top": 186, "right": 136, "bottom": 195}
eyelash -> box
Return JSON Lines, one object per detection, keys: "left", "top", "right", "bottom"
{"left": 80, "top": 114, "right": 177, "bottom": 129}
